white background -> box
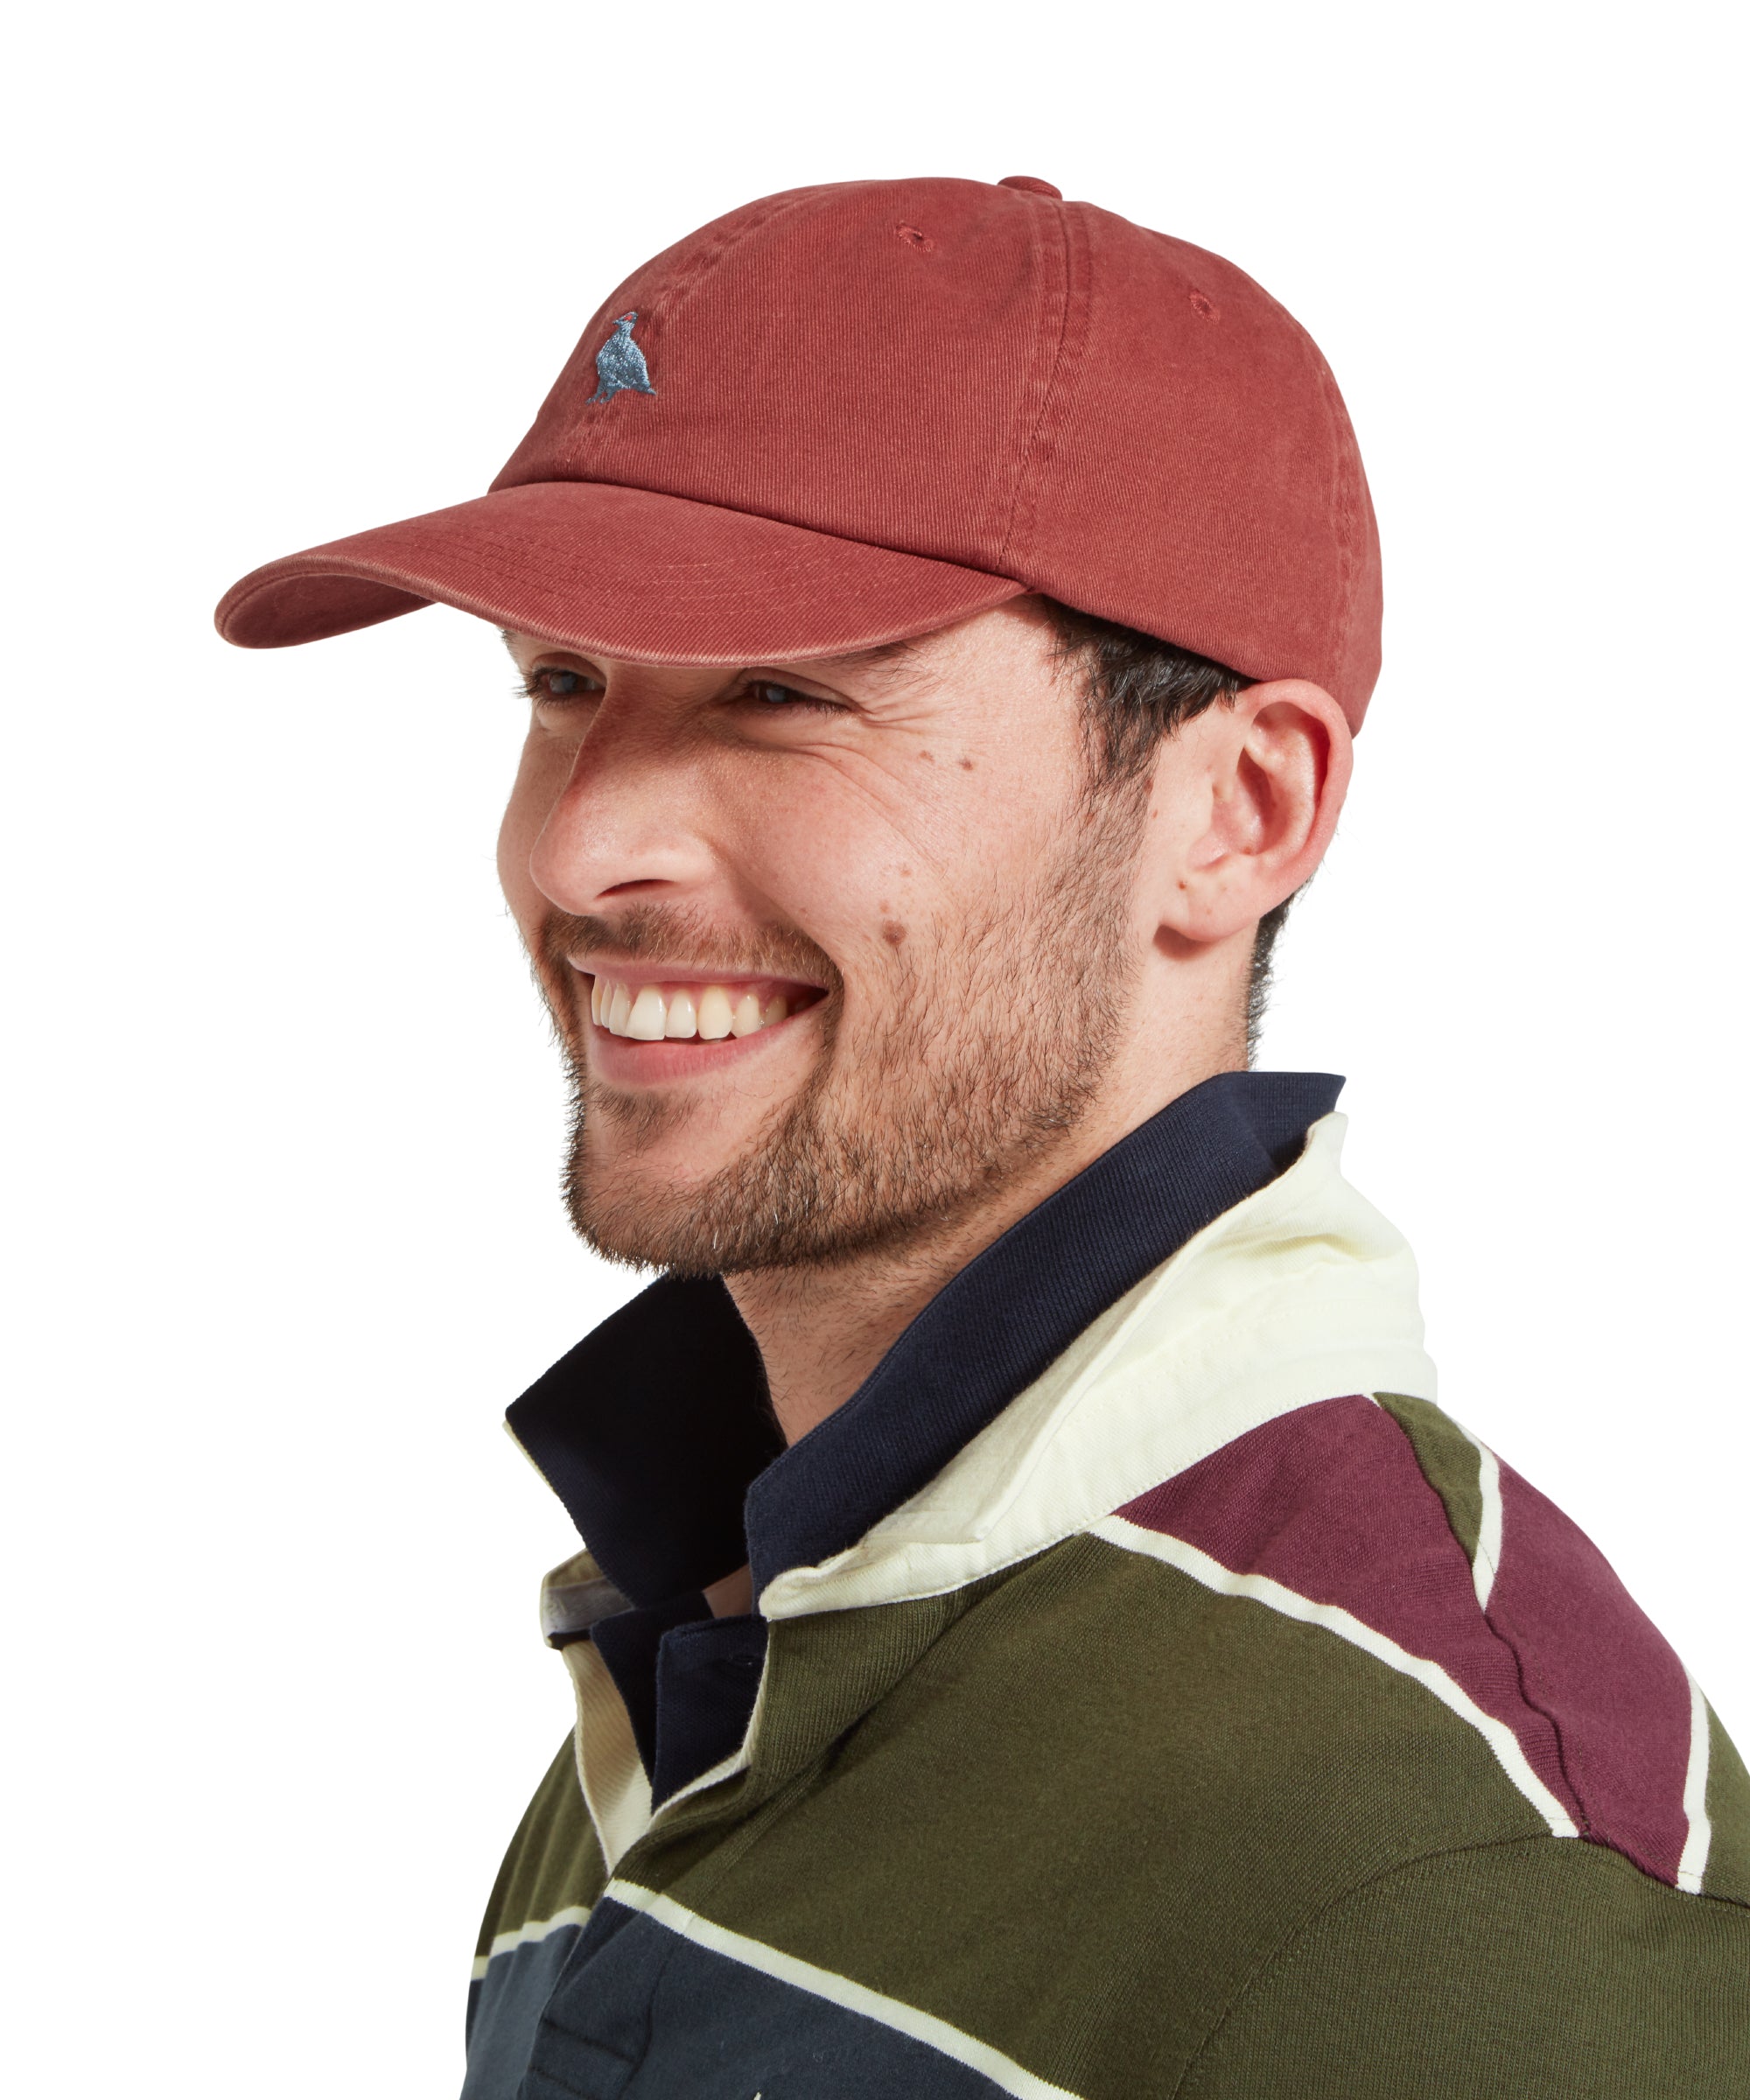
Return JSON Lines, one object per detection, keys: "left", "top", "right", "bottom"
{"left": 5, "top": 2, "right": 1744, "bottom": 2091}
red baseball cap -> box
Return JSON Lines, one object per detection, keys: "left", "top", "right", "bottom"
{"left": 215, "top": 176, "right": 1382, "bottom": 728}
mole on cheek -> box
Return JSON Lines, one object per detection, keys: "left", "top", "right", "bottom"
{"left": 960, "top": 756, "right": 975, "bottom": 770}
{"left": 882, "top": 920, "right": 908, "bottom": 946}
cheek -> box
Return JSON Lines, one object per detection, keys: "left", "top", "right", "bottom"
{"left": 496, "top": 737, "right": 556, "bottom": 923}
{"left": 735, "top": 766, "right": 1048, "bottom": 978}
{"left": 728, "top": 778, "right": 935, "bottom": 956}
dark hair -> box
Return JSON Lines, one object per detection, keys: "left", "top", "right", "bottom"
{"left": 1040, "top": 599, "right": 1298, "bottom": 1063}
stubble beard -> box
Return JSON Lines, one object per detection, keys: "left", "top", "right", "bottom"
{"left": 541, "top": 799, "right": 1146, "bottom": 1278}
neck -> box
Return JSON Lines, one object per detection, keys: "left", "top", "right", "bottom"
{"left": 726, "top": 1226, "right": 982, "bottom": 1446}
{"left": 724, "top": 1061, "right": 1234, "bottom": 1444}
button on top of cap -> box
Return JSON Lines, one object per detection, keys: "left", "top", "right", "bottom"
{"left": 998, "top": 175, "right": 1061, "bottom": 199}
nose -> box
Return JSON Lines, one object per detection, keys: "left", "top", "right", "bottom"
{"left": 521, "top": 682, "right": 721, "bottom": 915}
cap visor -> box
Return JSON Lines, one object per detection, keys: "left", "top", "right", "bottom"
{"left": 214, "top": 480, "right": 1027, "bottom": 662}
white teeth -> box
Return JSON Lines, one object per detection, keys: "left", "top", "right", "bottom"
{"left": 591, "top": 975, "right": 797, "bottom": 1042}
{"left": 696, "top": 986, "right": 735, "bottom": 1040}
{"left": 625, "top": 986, "right": 667, "bottom": 1040}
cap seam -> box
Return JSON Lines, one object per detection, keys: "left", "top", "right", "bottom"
{"left": 996, "top": 199, "right": 1092, "bottom": 581}
{"left": 1308, "top": 337, "right": 1362, "bottom": 694}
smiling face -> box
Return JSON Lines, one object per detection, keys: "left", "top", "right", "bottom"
{"left": 498, "top": 601, "right": 1158, "bottom": 1275}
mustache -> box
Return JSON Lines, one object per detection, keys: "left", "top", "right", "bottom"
{"left": 536, "top": 904, "right": 843, "bottom": 992}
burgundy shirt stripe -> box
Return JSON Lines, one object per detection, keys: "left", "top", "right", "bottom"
{"left": 1118, "top": 1396, "right": 1698, "bottom": 1885}
{"left": 1483, "top": 1460, "right": 1693, "bottom": 1883}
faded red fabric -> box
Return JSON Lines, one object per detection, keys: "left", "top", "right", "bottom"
{"left": 216, "top": 178, "right": 1383, "bottom": 726}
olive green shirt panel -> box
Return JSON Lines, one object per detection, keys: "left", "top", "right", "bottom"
{"left": 1177, "top": 1838, "right": 1750, "bottom": 2100}
{"left": 660, "top": 1536, "right": 1550, "bottom": 2096}
{"left": 474, "top": 1735, "right": 606, "bottom": 1960}
{"left": 1375, "top": 1390, "right": 1484, "bottom": 1559}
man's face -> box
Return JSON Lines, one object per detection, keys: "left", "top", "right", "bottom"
{"left": 497, "top": 600, "right": 1151, "bottom": 1274}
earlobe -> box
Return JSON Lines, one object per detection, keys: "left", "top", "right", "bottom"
{"left": 1151, "top": 680, "right": 1351, "bottom": 946}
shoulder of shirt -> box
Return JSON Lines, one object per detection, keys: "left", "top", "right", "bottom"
{"left": 756, "top": 1111, "right": 1748, "bottom": 1911}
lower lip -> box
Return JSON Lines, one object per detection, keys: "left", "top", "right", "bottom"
{"left": 585, "top": 1005, "right": 815, "bottom": 1084}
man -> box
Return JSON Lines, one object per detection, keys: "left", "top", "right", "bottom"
{"left": 216, "top": 177, "right": 1748, "bottom": 2096}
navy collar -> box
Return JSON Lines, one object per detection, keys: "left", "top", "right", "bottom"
{"left": 508, "top": 1070, "right": 1343, "bottom": 1603}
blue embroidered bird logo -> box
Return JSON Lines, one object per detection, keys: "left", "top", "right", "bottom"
{"left": 587, "top": 312, "right": 656, "bottom": 404}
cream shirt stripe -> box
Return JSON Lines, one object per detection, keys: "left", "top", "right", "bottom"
{"left": 1676, "top": 1672, "right": 1714, "bottom": 1894}
{"left": 472, "top": 1903, "right": 593, "bottom": 1981}
{"left": 1092, "top": 1515, "right": 1579, "bottom": 1839}
{"left": 603, "top": 1880, "right": 1082, "bottom": 2100}
{"left": 1459, "top": 1425, "right": 1504, "bottom": 1612}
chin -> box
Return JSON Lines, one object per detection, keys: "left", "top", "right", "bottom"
{"left": 570, "top": 1200, "right": 711, "bottom": 1275}
{"left": 564, "top": 1132, "right": 733, "bottom": 1271}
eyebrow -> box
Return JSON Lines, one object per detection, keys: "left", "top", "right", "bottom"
{"left": 816, "top": 635, "right": 925, "bottom": 676}
{"left": 791, "top": 634, "right": 934, "bottom": 692}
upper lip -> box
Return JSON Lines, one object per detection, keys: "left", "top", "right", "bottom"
{"left": 566, "top": 953, "right": 827, "bottom": 990}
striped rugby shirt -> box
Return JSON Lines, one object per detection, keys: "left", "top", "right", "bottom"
{"left": 466, "top": 1074, "right": 1749, "bottom": 2097}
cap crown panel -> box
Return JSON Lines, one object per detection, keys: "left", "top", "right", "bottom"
{"left": 494, "top": 179, "right": 1060, "bottom": 573}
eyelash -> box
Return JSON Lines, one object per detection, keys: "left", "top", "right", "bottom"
{"left": 741, "top": 680, "right": 845, "bottom": 715}
{"left": 522, "top": 666, "right": 600, "bottom": 705}
{"left": 521, "top": 668, "right": 845, "bottom": 716}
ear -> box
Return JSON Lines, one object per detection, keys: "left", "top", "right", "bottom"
{"left": 1147, "top": 680, "right": 1353, "bottom": 945}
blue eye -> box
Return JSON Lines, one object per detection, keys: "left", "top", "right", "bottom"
{"left": 530, "top": 667, "right": 605, "bottom": 704}
{"left": 735, "top": 679, "right": 845, "bottom": 718}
